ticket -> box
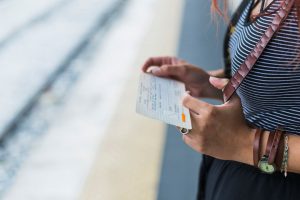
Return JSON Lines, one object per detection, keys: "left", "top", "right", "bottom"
{"left": 136, "top": 73, "right": 192, "bottom": 129}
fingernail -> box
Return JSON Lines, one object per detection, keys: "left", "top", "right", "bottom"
{"left": 146, "top": 68, "right": 152, "bottom": 73}
{"left": 183, "top": 91, "right": 191, "bottom": 98}
{"left": 146, "top": 66, "right": 161, "bottom": 74}
{"left": 209, "top": 76, "right": 229, "bottom": 84}
{"left": 151, "top": 67, "right": 161, "bottom": 74}
{"left": 209, "top": 76, "right": 218, "bottom": 82}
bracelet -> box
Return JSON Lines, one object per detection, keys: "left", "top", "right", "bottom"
{"left": 255, "top": 127, "right": 290, "bottom": 176}
{"left": 265, "top": 131, "right": 275, "bottom": 160}
{"left": 257, "top": 131, "right": 277, "bottom": 174}
{"left": 253, "top": 128, "right": 263, "bottom": 167}
{"left": 280, "top": 135, "right": 289, "bottom": 177}
{"left": 268, "top": 128, "right": 283, "bottom": 165}
{"left": 275, "top": 131, "right": 285, "bottom": 171}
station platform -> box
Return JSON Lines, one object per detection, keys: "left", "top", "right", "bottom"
{"left": 79, "top": 0, "right": 227, "bottom": 199}
{"left": 2, "top": 0, "right": 231, "bottom": 199}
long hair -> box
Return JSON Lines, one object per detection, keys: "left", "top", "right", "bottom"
{"left": 212, "top": 0, "right": 300, "bottom": 23}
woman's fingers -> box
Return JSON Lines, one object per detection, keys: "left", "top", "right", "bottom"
{"left": 146, "top": 66, "right": 161, "bottom": 73}
{"left": 182, "top": 92, "right": 210, "bottom": 114}
{"left": 209, "top": 76, "right": 229, "bottom": 90}
{"left": 209, "top": 76, "right": 243, "bottom": 106}
{"left": 142, "top": 56, "right": 180, "bottom": 72}
{"left": 155, "top": 65, "right": 186, "bottom": 76}
{"left": 142, "top": 57, "right": 160, "bottom": 71}
{"left": 146, "top": 64, "right": 187, "bottom": 78}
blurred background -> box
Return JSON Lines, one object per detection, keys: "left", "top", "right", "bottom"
{"left": 0, "top": 0, "right": 240, "bottom": 199}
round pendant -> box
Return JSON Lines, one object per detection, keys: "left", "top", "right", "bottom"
{"left": 258, "top": 156, "right": 276, "bottom": 174}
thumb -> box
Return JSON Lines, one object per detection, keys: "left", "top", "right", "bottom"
{"left": 209, "top": 76, "right": 229, "bottom": 90}
{"left": 209, "top": 77, "right": 241, "bottom": 104}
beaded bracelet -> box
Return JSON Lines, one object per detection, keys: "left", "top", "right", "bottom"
{"left": 280, "top": 135, "right": 289, "bottom": 177}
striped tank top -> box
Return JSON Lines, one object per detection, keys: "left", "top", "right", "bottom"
{"left": 229, "top": 0, "right": 300, "bottom": 134}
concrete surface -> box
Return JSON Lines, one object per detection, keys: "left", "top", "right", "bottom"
{"left": 79, "top": 0, "right": 184, "bottom": 199}
{"left": 157, "top": 0, "right": 227, "bottom": 200}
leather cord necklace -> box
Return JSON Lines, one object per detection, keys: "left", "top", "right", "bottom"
{"left": 223, "top": 0, "right": 295, "bottom": 102}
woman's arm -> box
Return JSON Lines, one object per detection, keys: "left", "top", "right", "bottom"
{"left": 225, "top": 128, "right": 300, "bottom": 174}
{"left": 256, "top": 131, "right": 300, "bottom": 174}
{"left": 182, "top": 77, "right": 300, "bottom": 175}
{"left": 285, "top": 134, "right": 300, "bottom": 174}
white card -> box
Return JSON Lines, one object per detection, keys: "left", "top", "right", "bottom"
{"left": 136, "top": 73, "right": 192, "bottom": 129}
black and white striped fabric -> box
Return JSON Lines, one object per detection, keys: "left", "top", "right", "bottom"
{"left": 229, "top": 0, "right": 300, "bottom": 134}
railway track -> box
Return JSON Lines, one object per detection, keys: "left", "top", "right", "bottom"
{"left": 0, "top": 0, "right": 128, "bottom": 142}
{"left": 0, "top": 0, "right": 129, "bottom": 196}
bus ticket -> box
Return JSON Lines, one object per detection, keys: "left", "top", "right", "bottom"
{"left": 136, "top": 73, "right": 192, "bottom": 130}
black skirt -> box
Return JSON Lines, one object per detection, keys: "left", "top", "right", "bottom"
{"left": 198, "top": 155, "right": 300, "bottom": 200}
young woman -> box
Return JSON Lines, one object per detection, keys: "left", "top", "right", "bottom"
{"left": 142, "top": 0, "right": 300, "bottom": 199}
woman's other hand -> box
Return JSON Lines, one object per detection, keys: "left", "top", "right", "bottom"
{"left": 141, "top": 56, "right": 222, "bottom": 100}
{"left": 182, "top": 77, "right": 255, "bottom": 165}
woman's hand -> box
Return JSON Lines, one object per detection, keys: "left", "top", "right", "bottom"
{"left": 182, "top": 77, "right": 255, "bottom": 165}
{"left": 141, "top": 56, "right": 223, "bottom": 100}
